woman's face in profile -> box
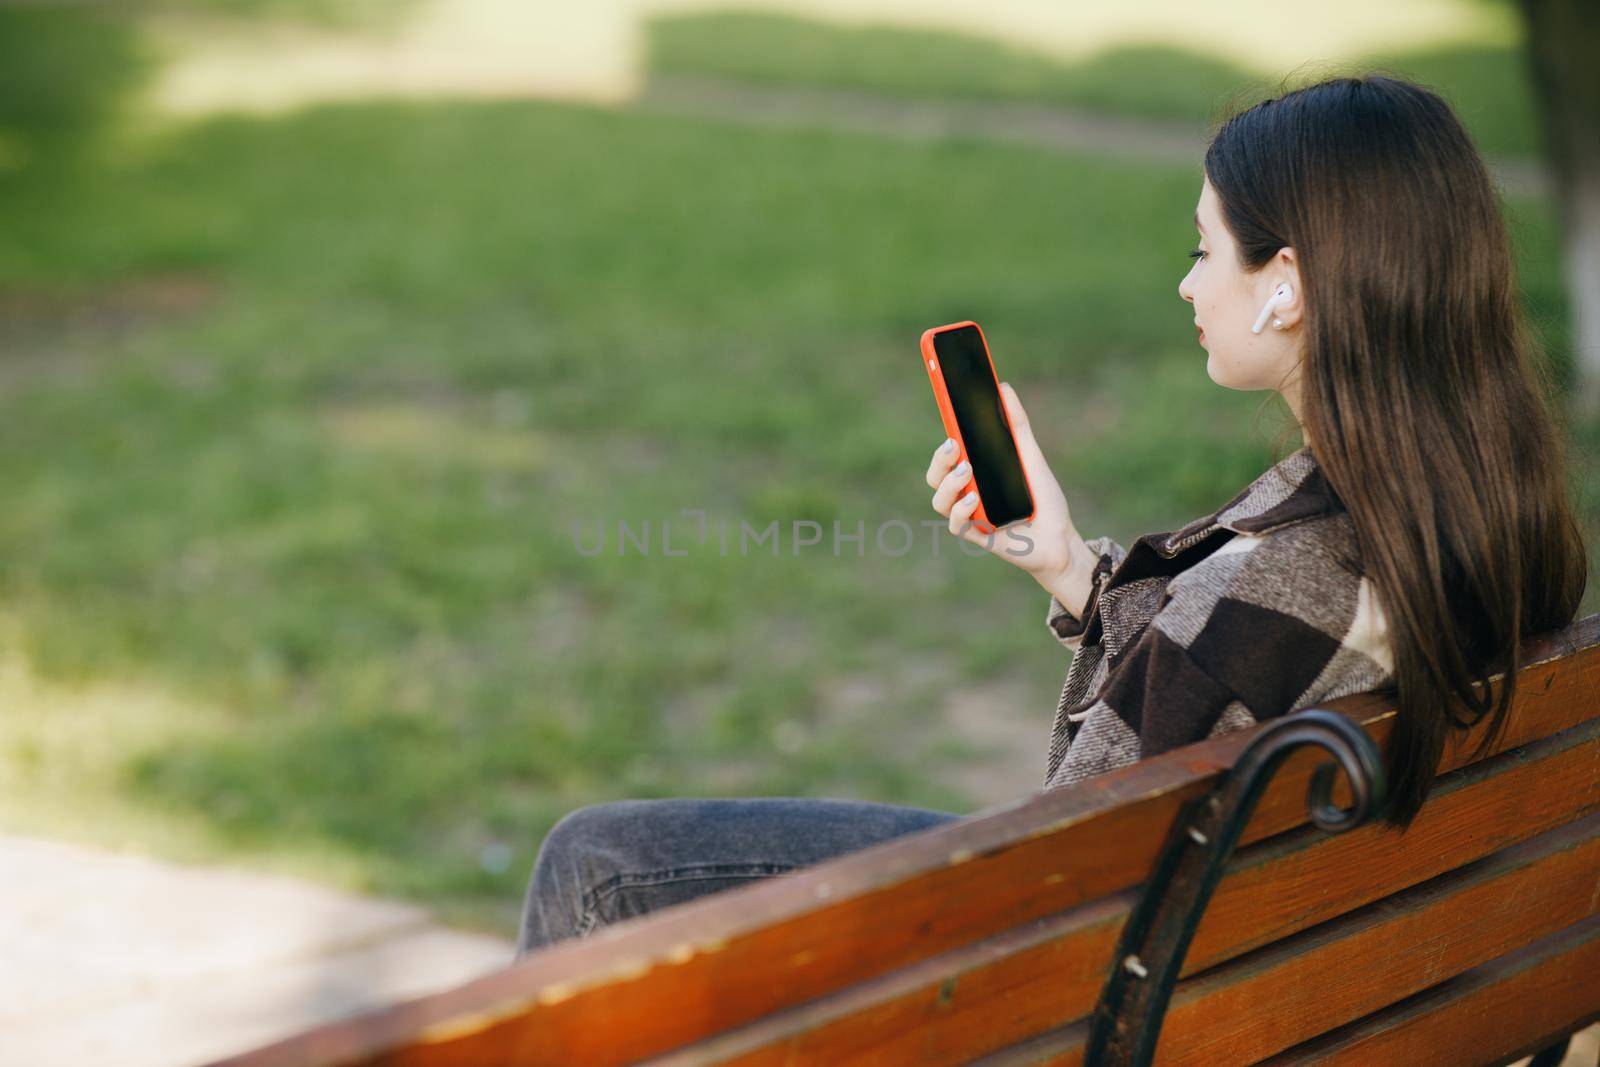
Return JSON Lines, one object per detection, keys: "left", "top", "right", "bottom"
{"left": 1178, "top": 179, "right": 1303, "bottom": 403}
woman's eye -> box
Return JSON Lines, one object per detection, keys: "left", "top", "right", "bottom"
{"left": 1187, "top": 248, "right": 1207, "bottom": 260}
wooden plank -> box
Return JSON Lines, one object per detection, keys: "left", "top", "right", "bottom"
{"left": 206, "top": 616, "right": 1600, "bottom": 1067}
{"left": 641, "top": 725, "right": 1600, "bottom": 1066}
{"left": 1155, "top": 814, "right": 1600, "bottom": 1065}
{"left": 977, "top": 918, "right": 1600, "bottom": 1067}
{"left": 1256, "top": 916, "right": 1600, "bottom": 1067}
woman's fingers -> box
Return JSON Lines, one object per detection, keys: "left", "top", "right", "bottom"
{"left": 919, "top": 386, "right": 1071, "bottom": 566}
{"left": 931, "top": 458, "right": 973, "bottom": 516}
{"left": 927, "top": 440, "right": 989, "bottom": 546}
{"left": 948, "top": 487, "right": 982, "bottom": 537}
{"left": 925, "top": 437, "right": 959, "bottom": 489}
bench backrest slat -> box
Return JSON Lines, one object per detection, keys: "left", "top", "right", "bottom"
{"left": 968, "top": 917, "right": 1600, "bottom": 1067}
{"left": 1158, "top": 813, "right": 1600, "bottom": 1067}
{"left": 1257, "top": 916, "right": 1600, "bottom": 1067}
{"left": 644, "top": 722, "right": 1600, "bottom": 1067}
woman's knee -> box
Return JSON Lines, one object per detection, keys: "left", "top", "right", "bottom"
{"left": 535, "top": 801, "right": 647, "bottom": 883}
{"left": 537, "top": 801, "right": 640, "bottom": 871}
{"left": 517, "top": 800, "right": 663, "bottom": 955}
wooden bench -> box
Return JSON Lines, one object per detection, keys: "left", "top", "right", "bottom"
{"left": 211, "top": 613, "right": 1600, "bottom": 1067}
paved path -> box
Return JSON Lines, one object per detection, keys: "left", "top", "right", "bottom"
{"left": 637, "top": 74, "right": 1550, "bottom": 200}
{"left": 0, "top": 834, "right": 513, "bottom": 1067}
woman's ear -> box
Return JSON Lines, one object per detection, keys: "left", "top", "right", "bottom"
{"left": 1272, "top": 247, "right": 1305, "bottom": 329}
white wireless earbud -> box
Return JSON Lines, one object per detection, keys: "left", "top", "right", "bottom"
{"left": 1250, "top": 283, "right": 1293, "bottom": 334}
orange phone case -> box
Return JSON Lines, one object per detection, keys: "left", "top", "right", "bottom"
{"left": 919, "top": 320, "right": 1037, "bottom": 536}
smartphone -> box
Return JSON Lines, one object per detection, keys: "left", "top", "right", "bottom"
{"left": 919, "top": 321, "right": 1036, "bottom": 535}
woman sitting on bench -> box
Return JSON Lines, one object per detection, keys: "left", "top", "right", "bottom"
{"left": 516, "top": 73, "right": 1589, "bottom": 957}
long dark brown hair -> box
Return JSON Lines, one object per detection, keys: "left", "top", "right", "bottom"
{"left": 1204, "top": 74, "right": 1588, "bottom": 827}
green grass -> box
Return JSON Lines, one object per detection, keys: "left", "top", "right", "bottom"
{"left": 646, "top": 10, "right": 1542, "bottom": 159}
{"left": 0, "top": 91, "right": 1590, "bottom": 935}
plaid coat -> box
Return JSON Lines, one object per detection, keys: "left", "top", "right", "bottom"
{"left": 1042, "top": 445, "right": 1396, "bottom": 791}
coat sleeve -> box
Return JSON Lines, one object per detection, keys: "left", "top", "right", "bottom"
{"left": 1044, "top": 535, "right": 1127, "bottom": 652}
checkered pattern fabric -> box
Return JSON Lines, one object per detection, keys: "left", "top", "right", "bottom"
{"left": 1042, "top": 445, "right": 1396, "bottom": 791}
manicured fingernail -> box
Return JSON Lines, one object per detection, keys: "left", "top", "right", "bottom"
{"left": 962, "top": 491, "right": 978, "bottom": 506}
{"left": 941, "top": 438, "right": 956, "bottom": 454}
{"left": 954, "top": 461, "right": 970, "bottom": 477}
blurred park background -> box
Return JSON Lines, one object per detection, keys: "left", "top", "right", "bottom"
{"left": 1, "top": 0, "right": 1596, "bottom": 950}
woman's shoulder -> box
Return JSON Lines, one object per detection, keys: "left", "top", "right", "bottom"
{"left": 1163, "top": 512, "right": 1392, "bottom": 677}
{"left": 1223, "top": 507, "right": 1362, "bottom": 572}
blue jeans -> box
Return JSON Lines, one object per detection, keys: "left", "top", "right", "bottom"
{"left": 516, "top": 796, "right": 964, "bottom": 956}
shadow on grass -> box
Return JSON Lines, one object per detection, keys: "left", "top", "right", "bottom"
{"left": 0, "top": 7, "right": 150, "bottom": 178}
{"left": 0, "top": 0, "right": 421, "bottom": 186}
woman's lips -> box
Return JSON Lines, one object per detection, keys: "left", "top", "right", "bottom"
{"left": 1196, "top": 324, "right": 1206, "bottom": 344}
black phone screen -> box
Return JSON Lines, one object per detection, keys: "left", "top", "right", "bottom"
{"left": 931, "top": 325, "right": 1033, "bottom": 527}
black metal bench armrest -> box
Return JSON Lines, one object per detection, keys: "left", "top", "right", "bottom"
{"left": 1085, "top": 708, "right": 1390, "bottom": 1067}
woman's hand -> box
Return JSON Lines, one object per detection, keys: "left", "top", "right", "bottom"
{"left": 925, "top": 382, "right": 1099, "bottom": 617}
